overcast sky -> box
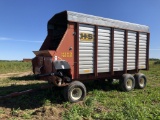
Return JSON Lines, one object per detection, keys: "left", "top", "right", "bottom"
{"left": 0, "top": 0, "right": 159, "bottom": 60}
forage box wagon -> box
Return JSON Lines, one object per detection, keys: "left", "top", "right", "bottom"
{"left": 32, "top": 11, "right": 150, "bottom": 103}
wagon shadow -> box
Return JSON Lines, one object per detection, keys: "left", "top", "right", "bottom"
{"left": 0, "top": 83, "right": 64, "bottom": 110}
{"left": 9, "top": 75, "right": 36, "bottom": 81}
{"left": 84, "top": 80, "right": 121, "bottom": 92}
{"left": 0, "top": 75, "right": 120, "bottom": 110}
{"left": 9, "top": 75, "right": 121, "bottom": 93}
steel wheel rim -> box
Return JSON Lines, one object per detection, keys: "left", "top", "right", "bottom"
{"left": 139, "top": 78, "right": 145, "bottom": 87}
{"left": 126, "top": 79, "right": 133, "bottom": 89}
{"left": 70, "top": 88, "right": 82, "bottom": 101}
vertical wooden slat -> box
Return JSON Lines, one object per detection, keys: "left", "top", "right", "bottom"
{"left": 110, "top": 28, "right": 114, "bottom": 75}
{"left": 75, "top": 23, "right": 79, "bottom": 79}
{"left": 124, "top": 30, "right": 128, "bottom": 73}
{"left": 146, "top": 33, "right": 150, "bottom": 70}
{"left": 94, "top": 26, "right": 98, "bottom": 77}
{"left": 136, "top": 32, "right": 139, "bottom": 73}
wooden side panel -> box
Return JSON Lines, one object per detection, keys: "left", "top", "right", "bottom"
{"left": 97, "top": 27, "right": 111, "bottom": 73}
{"left": 79, "top": 24, "right": 95, "bottom": 74}
{"left": 138, "top": 33, "right": 147, "bottom": 69}
{"left": 113, "top": 29, "right": 125, "bottom": 71}
{"left": 127, "top": 31, "right": 137, "bottom": 70}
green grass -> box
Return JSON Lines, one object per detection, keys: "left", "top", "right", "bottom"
{"left": 0, "top": 61, "right": 160, "bottom": 120}
{"left": 0, "top": 61, "right": 32, "bottom": 74}
{"left": 154, "top": 60, "right": 160, "bottom": 65}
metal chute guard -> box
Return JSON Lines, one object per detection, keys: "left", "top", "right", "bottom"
{"left": 35, "top": 60, "right": 71, "bottom": 87}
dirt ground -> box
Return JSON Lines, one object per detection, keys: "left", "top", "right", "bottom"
{"left": 0, "top": 72, "right": 65, "bottom": 120}
{"left": 0, "top": 71, "right": 33, "bottom": 79}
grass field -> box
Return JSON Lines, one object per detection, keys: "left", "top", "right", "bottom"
{"left": 0, "top": 61, "right": 31, "bottom": 74}
{"left": 0, "top": 61, "right": 160, "bottom": 120}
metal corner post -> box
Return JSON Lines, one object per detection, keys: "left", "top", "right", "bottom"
{"left": 146, "top": 33, "right": 150, "bottom": 70}
{"left": 136, "top": 32, "right": 140, "bottom": 72}
{"left": 94, "top": 25, "right": 98, "bottom": 77}
{"left": 124, "top": 30, "right": 128, "bottom": 73}
{"left": 75, "top": 23, "right": 79, "bottom": 79}
{"left": 111, "top": 28, "right": 114, "bottom": 75}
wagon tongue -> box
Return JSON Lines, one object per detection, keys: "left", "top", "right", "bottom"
{"left": 33, "top": 50, "right": 55, "bottom": 57}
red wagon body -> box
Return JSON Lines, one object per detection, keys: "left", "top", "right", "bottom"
{"left": 32, "top": 11, "right": 150, "bottom": 102}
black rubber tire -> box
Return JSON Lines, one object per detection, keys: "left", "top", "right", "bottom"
{"left": 134, "top": 73, "right": 147, "bottom": 89}
{"left": 63, "top": 81, "right": 86, "bottom": 103}
{"left": 120, "top": 74, "right": 135, "bottom": 92}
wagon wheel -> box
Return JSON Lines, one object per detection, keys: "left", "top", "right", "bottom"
{"left": 63, "top": 81, "right": 86, "bottom": 103}
{"left": 120, "top": 74, "right": 135, "bottom": 92}
{"left": 134, "top": 73, "right": 147, "bottom": 89}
